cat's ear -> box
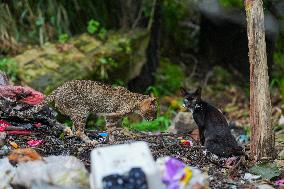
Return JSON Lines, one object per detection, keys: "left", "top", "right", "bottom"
{"left": 194, "top": 87, "right": 202, "bottom": 98}
{"left": 180, "top": 87, "right": 188, "bottom": 96}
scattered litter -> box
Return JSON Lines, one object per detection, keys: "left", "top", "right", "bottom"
{"left": 98, "top": 132, "right": 108, "bottom": 137}
{"left": 249, "top": 162, "right": 281, "bottom": 180}
{"left": 27, "top": 139, "right": 43, "bottom": 147}
{"left": 0, "top": 85, "right": 44, "bottom": 105}
{"left": 256, "top": 184, "right": 275, "bottom": 189}
{"left": 33, "top": 123, "right": 42, "bottom": 128}
{"left": 156, "top": 156, "right": 208, "bottom": 189}
{"left": 237, "top": 134, "right": 249, "bottom": 144}
{"left": 102, "top": 167, "right": 148, "bottom": 189}
{"left": 274, "top": 179, "right": 284, "bottom": 186}
{"left": 0, "top": 119, "right": 11, "bottom": 132}
{"left": 243, "top": 173, "right": 261, "bottom": 181}
{"left": 6, "top": 130, "right": 32, "bottom": 135}
{"left": 8, "top": 148, "right": 43, "bottom": 165}
{"left": 0, "top": 145, "right": 10, "bottom": 156}
{"left": 9, "top": 155, "right": 89, "bottom": 188}
{"left": 9, "top": 141, "right": 19, "bottom": 149}
{"left": 180, "top": 139, "right": 193, "bottom": 146}
{"left": 0, "top": 132, "right": 6, "bottom": 144}
{"left": 225, "top": 157, "right": 238, "bottom": 167}
{"left": 90, "top": 141, "right": 165, "bottom": 189}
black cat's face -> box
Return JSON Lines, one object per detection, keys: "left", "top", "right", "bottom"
{"left": 180, "top": 87, "right": 202, "bottom": 111}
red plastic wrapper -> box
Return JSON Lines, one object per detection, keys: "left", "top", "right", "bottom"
{"left": 0, "top": 120, "right": 11, "bottom": 132}
{"left": 0, "top": 85, "right": 44, "bottom": 105}
{"left": 27, "top": 139, "right": 43, "bottom": 147}
{"left": 6, "top": 130, "right": 32, "bottom": 135}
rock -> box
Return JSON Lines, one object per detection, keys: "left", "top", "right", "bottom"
{"left": 13, "top": 29, "right": 149, "bottom": 94}
{"left": 0, "top": 132, "right": 6, "bottom": 146}
{"left": 0, "top": 71, "right": 9, "bottom": 85}
{"left": 278, "top": 115, "right": 284, "bottom": 126}
{"left": 168, "top": 112, "right": 197, "bottom": 134}
{"left": 279, "top": 150, "right": 284, "bottom": 160}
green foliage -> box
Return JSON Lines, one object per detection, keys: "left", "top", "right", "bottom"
{"left": 87, "top": 19, "right": 100, "bottom": 34}
{"left": 86, "top": 116, "right": 106, "bottom": 130}
{"left": 218, "top": 0, "right": 243, "bottom": 8}
{"left": 87, "top": 19, "right": 107, "bottom": 40}
{"left": 122, "top": 115, "right": 171, "bottom": 132}
{"left": 0, "top": 58, "right": 18, "bottom": 82}
{"left": 98, "top": 57, "right": 117, "bottom": 67}
{"left": 249, "top": 162, "right": 281, "bottom": 180}
{"left": 279, "top": 79, "right": 284, "bottom": 99}
{"left": 155, "top": 58, "right": 185, "bottom": 95}
{"left": 116, "top": 38, "right": 132, "bottom": 54}
{"left": 98, "top": 28, "right": 107, "bottom": 40}
{"left": 97, "top": 57, "right": 118, "bottom": 79}
{"left": 162, "top": 0, "right": 188, "bottom": 31}
{"left": 58, "top": 33, "right": 69, "bottom": 44}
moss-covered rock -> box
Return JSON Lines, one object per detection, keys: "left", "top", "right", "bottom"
{"left": 13, "top": 29, "right": 149, "bottom": 94}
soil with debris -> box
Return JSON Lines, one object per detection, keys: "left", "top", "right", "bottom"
{"left": 1, "top": 125, "right": 264, "bottom": 189}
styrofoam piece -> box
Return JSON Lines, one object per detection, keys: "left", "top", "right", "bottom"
{"left": 90, "top": 141, "right": 165, "bottom": 189}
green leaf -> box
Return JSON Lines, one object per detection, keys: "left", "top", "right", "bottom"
{"left": 59, "top": 132, "right": 65, "bottom": 140}
{"left": 249, "top": 162, "right": 280, "bottom": 180}
{"left": 58, "top": 33, "right": 69, "bottom": 44}
{"left": 36, "top": 17, "right": 45, "bottom": 26}
{"left": 98, "top": 28, "right": 107, "bottom": 40}
{"left": 87, "top": 19, "right": 100, "bottom": 34}
{"left": 98, "top": 57, "right": 108, "bottom": 64}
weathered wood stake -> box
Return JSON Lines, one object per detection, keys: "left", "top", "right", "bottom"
{"left": 245, "top": 0, "right": 274, "bottom": 160}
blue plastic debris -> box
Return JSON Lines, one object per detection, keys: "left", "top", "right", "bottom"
{"left": 98, "top": 132, "right": 108, "bottom": 137}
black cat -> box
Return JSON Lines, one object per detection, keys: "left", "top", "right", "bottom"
{"left": 180, "top": 87, "right": 244, "bottom": 157}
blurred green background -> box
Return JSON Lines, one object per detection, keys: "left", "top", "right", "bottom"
{"left": 0, "top": 0, "right": 284, "bottom": 133}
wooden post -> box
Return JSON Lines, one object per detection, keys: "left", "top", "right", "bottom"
{"left": 245, "top": 0, "right": 274, "bottom": 160}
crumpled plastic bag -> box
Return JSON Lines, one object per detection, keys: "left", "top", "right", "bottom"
{"left": 11, "top": 155, "right": 89, "bottom": 188}
{"left": 0, "top": 155, "right": 89, "bottom": 189}
{"left": 0, "top": 158, "right": 16, "bottom": 189}
{"left": 156, "top": 157, "right": 208, "bottom": 189}
{"left": 0, "top": 85, "right": 44, "bottom": 105}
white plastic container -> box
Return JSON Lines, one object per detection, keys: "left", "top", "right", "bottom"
{"left": 90, "top": 141, "right": 165, "bottom": 189}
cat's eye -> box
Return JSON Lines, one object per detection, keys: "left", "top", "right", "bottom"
{"left": 183, "top": 99, "right": 189, "bottom": 104}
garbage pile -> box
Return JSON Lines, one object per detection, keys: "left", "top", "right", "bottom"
{"left": 0, "top": 72, "right": 72, "bottom": 156}
{"left": 0, "top": 142, "right": 208, "bottom": 189}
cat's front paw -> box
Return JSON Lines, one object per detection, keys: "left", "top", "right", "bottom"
{"left": 63, "top": 127, "right": 73, "bottom": 136}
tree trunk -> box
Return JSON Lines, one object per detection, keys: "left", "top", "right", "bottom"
{"left": 245, "top": 0, "right": 274, "bottom": 160}
{"left": 128, "top": 0, "right": 161, "bottom": 92}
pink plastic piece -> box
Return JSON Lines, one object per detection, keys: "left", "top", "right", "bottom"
{"left": 28, "top": 139, "right": 43, "bottom": 147}
{"left": 7, "top": 130, "right": 32, "bottom": 135}
{"left": 275, "top": 179, "right": 284, "bottom": 185}
{"left": 0, "top": 120, "right": 11, "bottom": 132}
